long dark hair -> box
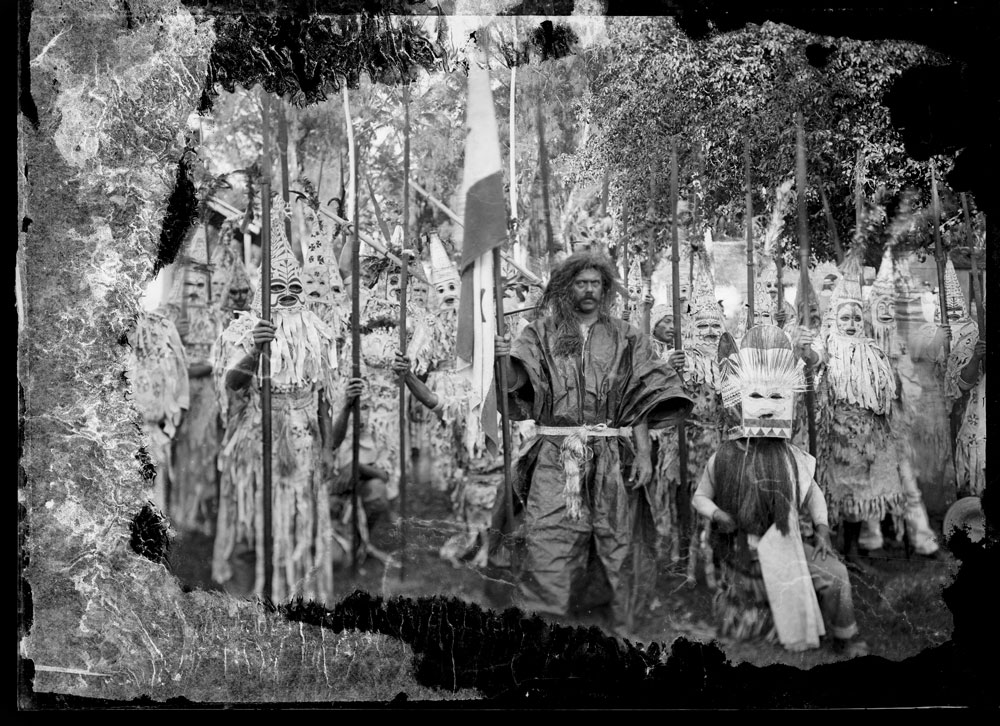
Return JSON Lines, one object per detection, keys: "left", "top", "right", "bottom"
{"left": 539, "top": 251, "right": 624, "bottom": 357}
{"left": 710, "top": 438, "right": 796, "bottom": 573}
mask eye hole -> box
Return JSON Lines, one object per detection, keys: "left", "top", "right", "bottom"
{"left": 749, "top": 392, "right": 763, "bottom": 399}
{"left": 769, "top": 393, "right": 783, "bottom": 400}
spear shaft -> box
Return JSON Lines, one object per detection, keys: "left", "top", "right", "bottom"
{"left": 744, "top": 139, "right": 755, "bottom": 320}
{"left": 260, "top": 91, "right": 274, "bottom": 598}
{"left": 344, "top": 86, "right": 362, "bottom": 576}
{"left": 670, "top": 140, "right": 691, "bottom": 563}
{"left": 795, "top": 111, "right": 818, "bottom": 458}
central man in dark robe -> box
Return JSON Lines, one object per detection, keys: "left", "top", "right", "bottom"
{"left": 494, "top": 250, "right": 693, "bottom": 631}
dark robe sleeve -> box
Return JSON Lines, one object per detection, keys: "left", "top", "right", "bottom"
{"left": 616, "top": 324, "right": 694, "bottom": 429}
{"left": 506, "top": 321, "right": 548, "bottom": 422}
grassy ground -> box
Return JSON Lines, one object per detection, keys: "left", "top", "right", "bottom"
{"left": 167, "top": 475, "right": 958, "bottom": 692}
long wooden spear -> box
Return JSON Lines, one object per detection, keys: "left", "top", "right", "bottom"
{"left": 397, "top": 249, "right": 409, "bottom": 581}
{"left": 670, "top": 139, "right": 691, "bottom": 563}
{"left": 795, "top": 111, "right": 818, "bottom": 458}
{"left": 260, "top": 91, "right": 274, "bottom": 598}
{"left": 642, "top": 161, "right": 658, "bottom": 333}
{"left": 343, "top": 85, "right": 362, "bottom": 576}
{"left": 398, "top": 81, "right": 411, "bottom": 582}
{"left": 493, "top": 246, "right": 516, "bottom": 546}
{"left": 744, "top": 138, "right": 755, "bottom": 320}
{"left": 277, "top": 99, "right": 293, "bottom": 243}
{"left": 931, "top": 162, "right": 950, "bottom": 359}
{"left": 961, "top": 193, "right": 985, "bottom": 333}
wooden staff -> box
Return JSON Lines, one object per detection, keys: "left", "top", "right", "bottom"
{"left": 344, "top": 86, "right": 362, "bottom": 576}
{"left": 203, "top": 214, "right": 213, "bottom": 305}
{"left": 398, "top": 80, "right": 411, "bottom": 582}
{"left": 642, "top": 161, "right": 658, "bottom": 333}
{"left": 931, "top": 162, "right": 951, "bottom": 358}
{"left": 509, "top": 67, "right": 518, "bottom": 229}
{"left": 397, "top": 249, "right": 409, "bottom": 581}
{"left": 670, "top": 140, "right": 691, "bottom": 561}
{"left": 854, "top": 147, "right": 865, "bottom": 229}
{"left": 621, "top": 208, "right": 630, "bottom": 314}
{"left": 962, "top": 193, "right": 985, "bottom": 333}
{"left": 493, "top": 247, "right": 516, "bottom": 536}
{"left": 795, "top": 111, "right": 818, "bottom": 458}
{"left": 744, "top": 139, "right": 755, "bottom": 320}
{"left": 277, "top": 99, "right": 293, "bottom": 243}
{"left": 260, "top": 91, "right": 274, "bottom": 598}
{"left": 600, "top": 168, "right": 610, "bottom": 217}
{"left": 364, "top": 170, "right": 393, "bottom": 246}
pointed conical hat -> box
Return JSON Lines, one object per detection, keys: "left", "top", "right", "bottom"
{"left": 627, "top": 256, "right": 643, "bottom": 289}
{"left": 830, "top": 255, "right": 864, "bottom": 311}
{"left": 943, "top": 256, "right": 969, "bottom": 321}
{"left": 690, "top": 252, "right": 724, "bottom": 325}
{"left": 250, "top": 203, "right": 302, "bottom": 313}
{"left": 428, "top": 233, "right": 459, "bottom": 288}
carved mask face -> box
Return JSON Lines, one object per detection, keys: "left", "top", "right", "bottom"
{"left": 271, "top": 266, "right": 304, "bottom": 309}
{"left": 740, "top": 386, "right": 795, "bottom": 439}
{"left": 694, "top": 317, "right": 725, "bottom": 346}
{"left": 210, "top": 272, "right": 228, "bottom": 305}
{"left": 183, "top": 269, "right": 210, "bottom": 307}
{"left": 836, "top": 302, "right": 864, "bottom": 338}
{"left": 435, "top": 279, "right": 459, "bottom": 310}
{"left": 752, "top": 307, "right": 774, "bottom": 327}
{"left": 302, "top": 266, "right": 332, "bottom": 305}
{"left": 409, "top": 278, "right": 431, "bottom": 309}
{"left": 764, "top": 278, "right": 780, "bottom": 301}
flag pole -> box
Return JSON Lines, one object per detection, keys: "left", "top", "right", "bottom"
{"left": 670, "top": 139, "right": 691, "bottom": 564}
{"left": 344, "top": 85, "right": 362, "bottom": 576}
{"left": 260, "top": 91, "right": 274, "bottom": 599}
{"left": 795, "top": 111, "right": 818, "bottom": 458}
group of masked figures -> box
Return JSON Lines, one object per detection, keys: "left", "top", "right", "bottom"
{"left": 593, "top": 237, "right": 984, "bottom": 651}
{"left": 127, "top": 201, "right": 985, "bottom": 655}
{"left": 126, "top": 200, "right": 531, "bottom": 604}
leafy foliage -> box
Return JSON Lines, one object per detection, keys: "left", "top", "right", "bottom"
{"left": 200, "top": 13, "right": 445, "bottom": 112}
{"left": 577, "top": 18, "right": 960, "bottom": 267}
